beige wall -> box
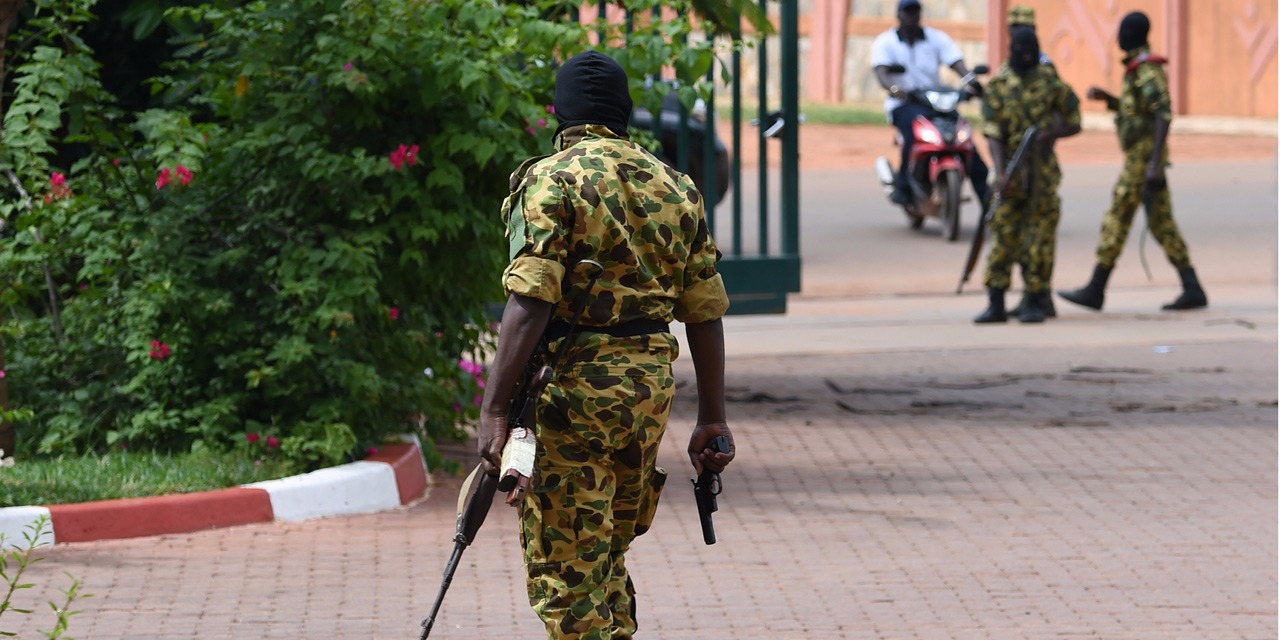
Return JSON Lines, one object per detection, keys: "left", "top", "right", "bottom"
{"left": 790, "top": 0, "right": 1278, "bottom": 118}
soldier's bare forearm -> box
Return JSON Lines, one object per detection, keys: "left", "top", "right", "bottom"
{"left": 480, "top": 294, "right": 554, "bottom": 418}
{"left": 1149, "top": 117, "right": 1170, "bottom": 168}
{"left": 685, "top": 318, "right": 726, "bottom": 424}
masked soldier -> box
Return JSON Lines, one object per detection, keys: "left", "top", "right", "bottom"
{"left": 1058, "top": 11, "right": 1208, "bottom": 311}
{"left": 975, "top": 26, "right": 1081, "bottom": 324}
{"left": 479, "top": 50, "right": 736, "bottom": 639}
{"left": 1003, "top": 5, "right": 1061, "bottom": 320}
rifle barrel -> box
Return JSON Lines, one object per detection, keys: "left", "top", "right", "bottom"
{"left": 420, "top": 542, "right": 466, "bottom": 639}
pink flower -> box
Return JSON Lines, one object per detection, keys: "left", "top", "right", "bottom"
{"left": 525, "top": 126, "right": 537, "bottom": 136}
{"left": 546, "top": 105, "right": 555, "bottom": 114}
{"left": 388, "top": 307, "right": 400, "bottom": 321}
{"left": 149, "top": 340, "right": 172, "bottom": 360}
{"left": 343, "top": 61, "right": 353, "bottom": 71}
{"left": 175, "top": 165, "right": 193, "bottom": 186}
{"left": 459, "top": 359, "right": 483, "bottom": 376}
{"left": 156, "top": 168, "right": 172, "bottom": 190}
{"left": 366, "top": 446, "right": 380, "bottom": 457}
{"left": 246, "top": 432, "right": 261, "bottom": 444}
{"left": 112, "top": 158, "right": 121, "bottom": 166}
{"left": 47, "top": 172, "right": 73, "bottom": 200}
{"left": 0, "top": 370, "right": 5, "bottom": 379}
{"left": 537, "top": 118, "right": 547, "bottom": 128}
{"left": 389, "top": 144, "right": 419, "bottom": 170}
{"left": 266, "top": 436, "right": 280, "bottom": 449}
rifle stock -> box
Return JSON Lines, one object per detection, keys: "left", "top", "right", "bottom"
{"left": 956, "top": 124, "right": 1040, "bottom": 294}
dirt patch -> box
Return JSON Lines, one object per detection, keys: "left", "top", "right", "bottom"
{"left": 722, "top": 122, "right": 1278, "bottom": 170}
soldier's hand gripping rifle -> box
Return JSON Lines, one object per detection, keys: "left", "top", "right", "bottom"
{"left": 496, "top": 259, "right": 605, "bottom": 505}
{"left": 692, "top": 435, "right": 731, "bottom": 545}
{"left": 418, "top": 258, "right": 605, "bottom": 639}
{"left": 956, "top": 124, "right": 1039, "bottom": 294}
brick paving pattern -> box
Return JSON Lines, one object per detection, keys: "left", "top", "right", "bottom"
{"left": 4, "top": 340, "right": 1273, "bottom": 639}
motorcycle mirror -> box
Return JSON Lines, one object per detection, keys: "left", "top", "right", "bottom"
{"left": 973, "top": 64, "right": 990, "bottom": 75}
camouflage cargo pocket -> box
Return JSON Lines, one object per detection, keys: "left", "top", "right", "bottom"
{"left": 634, "top": 466, "right": 667, "bottom": 536}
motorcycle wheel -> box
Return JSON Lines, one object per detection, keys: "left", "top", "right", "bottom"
{"left": 941, "top": 170, "right": 962, "bottom": 242}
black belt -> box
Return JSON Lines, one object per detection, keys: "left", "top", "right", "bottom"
{"left": 545, "top": 318, "right": 670, "bottom": 341}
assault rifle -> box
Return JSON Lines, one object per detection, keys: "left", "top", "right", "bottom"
{"left": 419, "top": 259, "right": 605, "bottom": 639}
{"left": 956, "top": 124, "right": 1040, "bottom": 294}
{"left": 692, "top": 435, "right": 731, "bottom": 545}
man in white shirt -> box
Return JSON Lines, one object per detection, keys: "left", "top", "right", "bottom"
{"left": 871, "top": 0, "right": 990, "bottom": 208}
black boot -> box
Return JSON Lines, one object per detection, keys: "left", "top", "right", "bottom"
{"left": 974, "top": 288, "right": 1008, "bottom": 324}
{"left": 1162, "top": 267, "right": 1208, "bottom": 311}
{"left": 1010, "top": 291, "right": 1056, "bottom": 318}
{"left": 1058, "top": 264, "right": 1112, "bottom": 311}
{"left": 1019, "top": 291, "right": 1048, "bottom": 324}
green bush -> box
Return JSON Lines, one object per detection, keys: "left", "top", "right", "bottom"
{"left": 0, "top": 0, "right": 724, "bottom": 472}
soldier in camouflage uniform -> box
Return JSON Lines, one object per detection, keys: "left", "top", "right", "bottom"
{"left": 975, "top": 27, "right": 1081, "bottom": 324}
{"left": 1004, "top": 5, "right": 1061, "bottom": 319}
{"left": 1058, "top": 11, "right": 1208, "bottom": 311}
{"left": 478, "top": 50, "right": 736, "bottom": 640}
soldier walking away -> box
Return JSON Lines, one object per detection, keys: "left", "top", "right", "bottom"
{"left": 478, "top": 50, "right": 736, "bottom": 639}
{"left": 1004, "top": 4, "right": 1060, "bottom": 319}
{"left": 974, "top": 26, "right": 1081, "bottom": 324}
{"left": 1058, "top": 11, "right": 1208, "bottom": 312}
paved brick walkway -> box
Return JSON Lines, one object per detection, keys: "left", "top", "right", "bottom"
{"left": 4, "top": 331, "right": 1273, "bottom": 639}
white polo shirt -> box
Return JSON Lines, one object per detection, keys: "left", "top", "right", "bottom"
{"left": 871, "top": 26, "right": 965, "bottom": 116}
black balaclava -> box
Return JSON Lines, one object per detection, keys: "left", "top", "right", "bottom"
{"left": 552, "top": 50, "right": 633, "bottom": 140}
{"left": 1009, "top": 25, "right": 1040, "bottom": 75}
{"left": 1118, "top": 11, "right": 1150, "bottom": 52}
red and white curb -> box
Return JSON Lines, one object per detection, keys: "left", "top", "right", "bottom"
{"left": 0, "top": 435, "right": 428, "bottom": 549}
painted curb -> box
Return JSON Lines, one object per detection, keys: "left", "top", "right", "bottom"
{"left": 0, "top": 435, "right": 428, "bottom": 549}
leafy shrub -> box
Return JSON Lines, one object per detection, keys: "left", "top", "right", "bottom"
{"left": 0, "top": 0, "right": 720, "bottom": 471}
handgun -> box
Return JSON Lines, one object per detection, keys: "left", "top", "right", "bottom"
{"left": 692, "top": 435, "right": 730, "bottom": 545}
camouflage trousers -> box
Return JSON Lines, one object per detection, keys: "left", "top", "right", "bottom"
{"left": 983, "top": 185, "right": 1062, "bottom": 293}
{"left": 520, "top": 332, "right": 677, "bottom": 640}
{"left": 1094, "top": 143, "right": 1192, "bottom": 269}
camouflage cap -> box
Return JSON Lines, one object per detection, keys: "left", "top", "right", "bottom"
{"left": 1007, "top": 5, "right": 1036, "bottom": 26}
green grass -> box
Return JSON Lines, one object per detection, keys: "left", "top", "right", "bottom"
{"left": 0, "top": 450, "right": 296, "bottom": 507}
{"left": 717, "top": 100, "right": 983, "bottom": 127}
{"left": 797, "top": 101, "right": 890, "bottom": 126}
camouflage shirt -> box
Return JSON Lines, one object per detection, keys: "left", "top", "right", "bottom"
{"left": 1113, "top": 46, "right": 1173, "bottom": 151}
{"left": 501, "top": 124, "right": 729, "bottom": 326}
{"left": 982, "top": 63, "right": 1081, "bottom": 180}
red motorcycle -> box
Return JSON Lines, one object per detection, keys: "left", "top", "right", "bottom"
{"left": 875, "top": 65, "right": 988, "bottom": 242}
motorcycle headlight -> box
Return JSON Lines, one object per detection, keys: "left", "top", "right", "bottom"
{"left": 925, "top": 90, "right": 960, "bottom": 112}
{"left": 917, "top": 127, "right": 942, "bottom": 145}
{"left": 956, "top": 122, "right": 972, "bottom": 144}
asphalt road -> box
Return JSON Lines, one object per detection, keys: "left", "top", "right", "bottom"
{"left": 725, "top": 158, "right": 1278, "bottom": 299}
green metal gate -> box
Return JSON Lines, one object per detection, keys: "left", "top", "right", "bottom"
{"left": 710, "top": 1, "right": 802, "bottom": 315}
{"left": 633, "top": 2, "right": 802, "bottom": 315}
{"left": 591, "top": 1, "right": 803, "bottom": 314}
